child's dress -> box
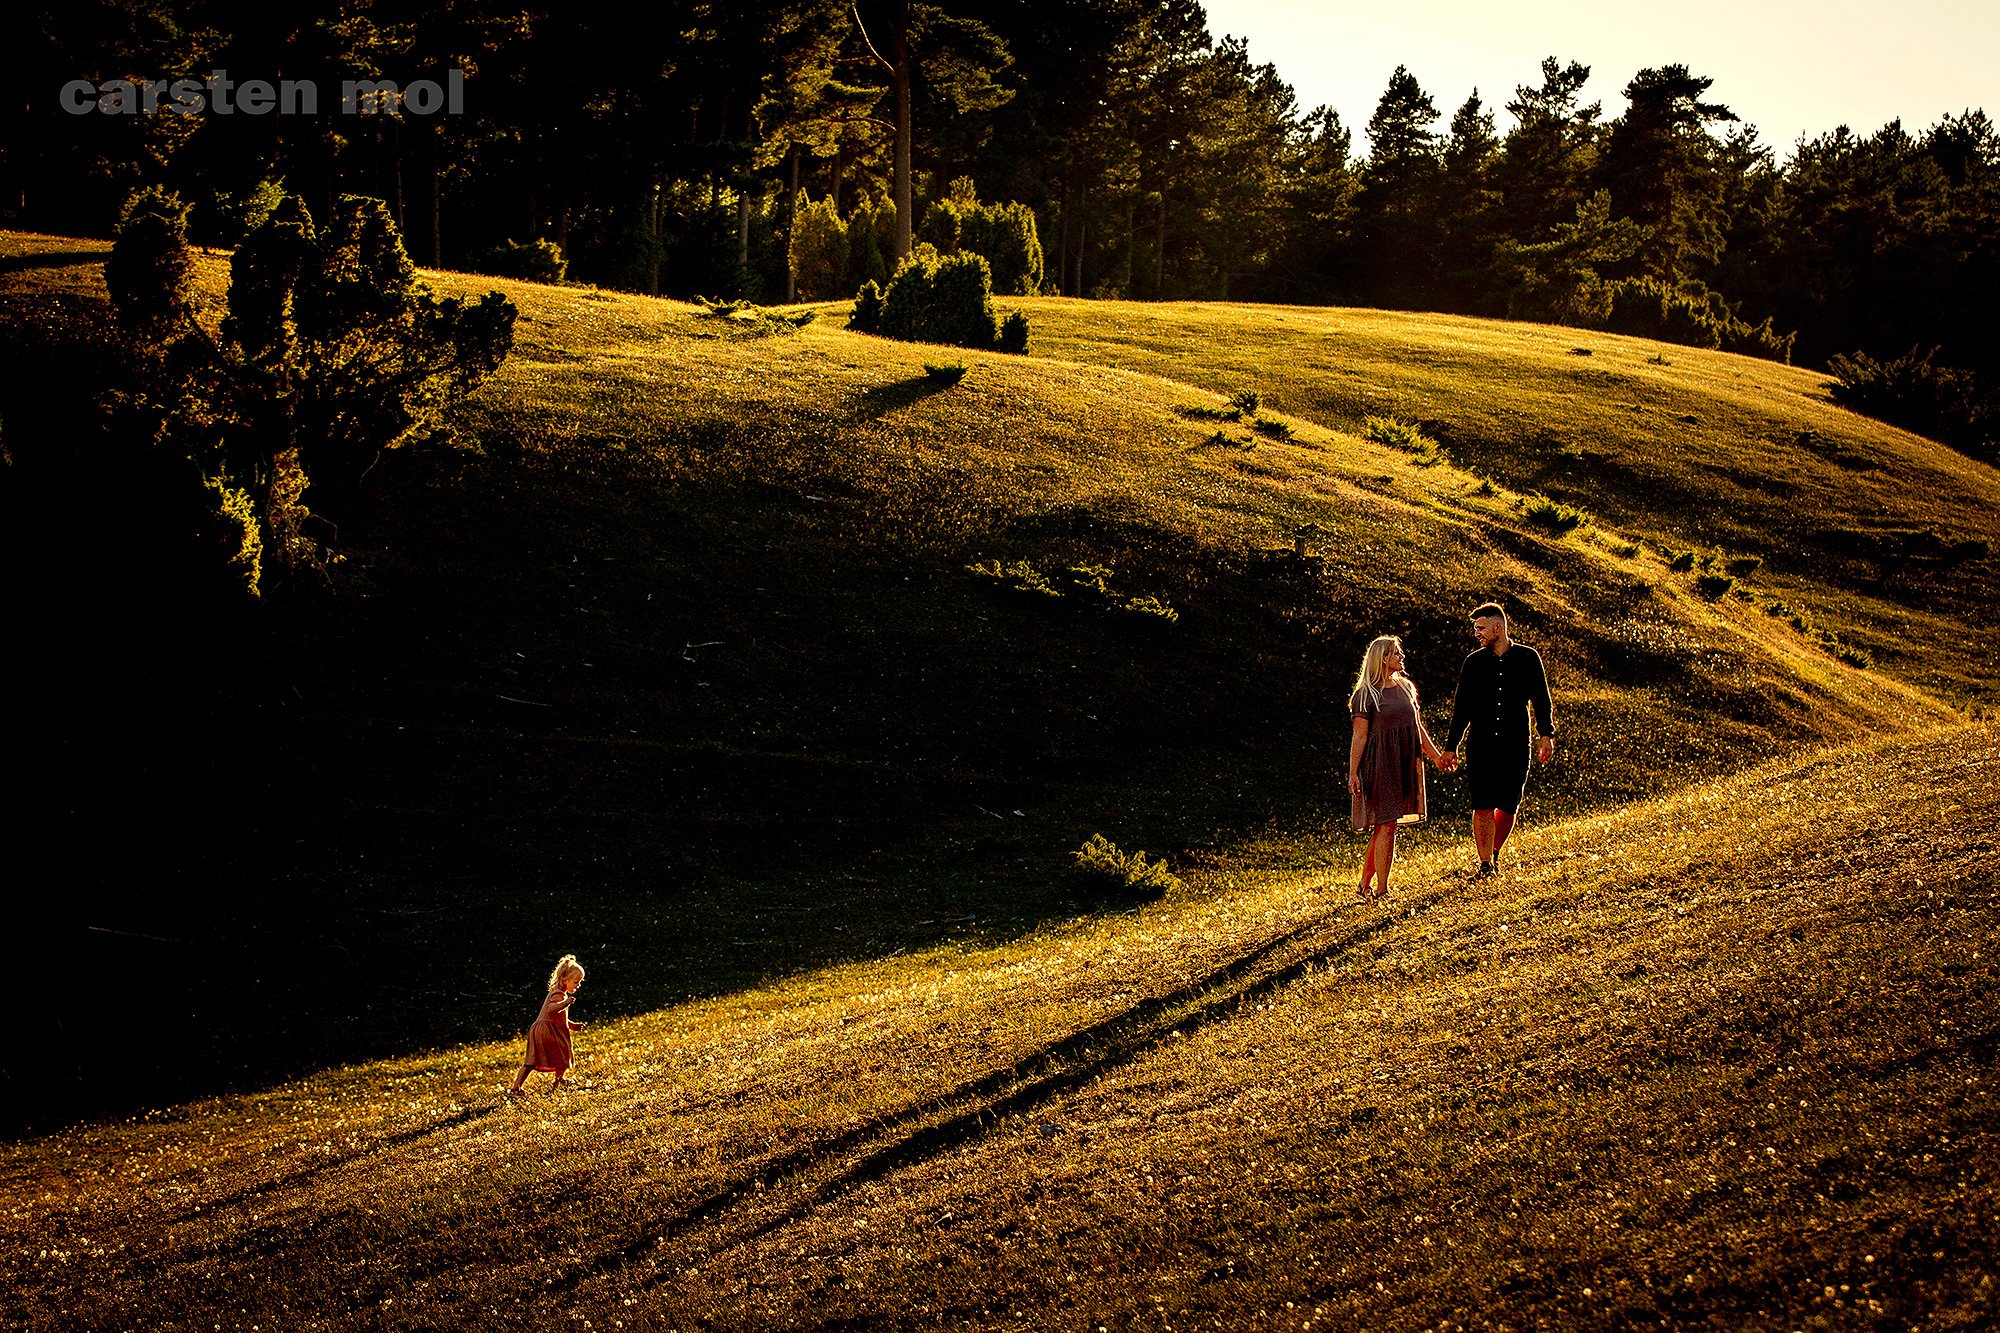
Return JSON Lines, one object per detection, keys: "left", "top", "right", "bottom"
{"left": 524, "top": 990, "right": 580, "bottom": 1073}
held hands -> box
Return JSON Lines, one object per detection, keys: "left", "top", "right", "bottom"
{"left": 1535, "top": 737, "right": 1555, "bottom": 765}
{"left": 1434, "top": 751, "right": 1459, "bottom": 773}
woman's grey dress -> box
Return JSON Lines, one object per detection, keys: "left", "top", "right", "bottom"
{"left": 1350, "top": 680, "right": 1428, "bottom": 830}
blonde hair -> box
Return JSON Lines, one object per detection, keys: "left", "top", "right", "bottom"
{"left": 547, "top": 954, "right": 585, "bottom": 992}
{"left": 1351, "top": 635, "right": 1409, "bottom": 711}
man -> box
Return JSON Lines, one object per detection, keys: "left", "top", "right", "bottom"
{"left": 1446, "top": 602, "right": 1555, "bottom": 877}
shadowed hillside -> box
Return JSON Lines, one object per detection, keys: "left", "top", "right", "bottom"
{"left": 0, "top": 233, "right": 1964, "bottom": 1131}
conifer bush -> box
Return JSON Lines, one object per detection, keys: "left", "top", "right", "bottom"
{"left": 107, "top": 187, "right": 517, "bottom": 596}
{"left": 1071, "top": 834, "right": 1180, "bottom": 897}
{"left": 850, "top": 280, "right": 885, "bottom": 335}
{"left": 865, "top": 250, "right": 1029, "bottom": 352}
{"left": 470, "top": 237, "right": 568, "bottom": 284}
{"left": 998, "top": 310, "right": 1030, "bottom": 354}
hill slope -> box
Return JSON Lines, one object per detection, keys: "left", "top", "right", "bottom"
{"left": 0, "top": 232, "right": 1968, "bottom": 1126}
{"left": 1008, "top": 297, "right": 2000, "bottom": 706}
{"left": 5, "top": 724, "right": 1995, "bottom": 1329}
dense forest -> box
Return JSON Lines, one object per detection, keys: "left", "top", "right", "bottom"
{"left": 5, "top": 0, "right": 1998, "bottom": 445}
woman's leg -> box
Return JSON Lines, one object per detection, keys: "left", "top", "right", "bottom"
{"left": 509, "top": 1065, "right": 530, "bottom": 1094}
{"left": 1369, "top": 822, "right": 1397, "bottom": 896}
{"left": 1357, "top": 832, "right": 1378, "bottom": 895}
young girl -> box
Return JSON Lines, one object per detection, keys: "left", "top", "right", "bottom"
{"left": 509, "top": 954, "right": 587, "bottom": 1095}
{"left": 1348, "top": 635, "right": 1454, "bottom": 900}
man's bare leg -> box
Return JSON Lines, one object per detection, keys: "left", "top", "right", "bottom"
{"left": 1472, "top": 809, "right": 1497, "bottom": 870}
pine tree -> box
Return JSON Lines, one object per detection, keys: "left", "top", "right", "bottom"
{"left": 1597, "top": 65, "right": 1740, "bottom": 281}
{"left": 1352, "top": 66, "right": 1442, "bottom": 305}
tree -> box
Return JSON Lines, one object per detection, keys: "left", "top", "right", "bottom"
{"left": 1352, "top": 65, "right": 1442, "bottom": 305}
{"left": 788, "top": 191, "right": 850, "bottom": 297}
{"left": 1491, "top": 57, "right": 1601, "bottom": 244}
{"left": 1437, "top": 91, "right": 1502, "bottom": 309}
{"left": 850, "top": 0, "right": 1013, "bottom": 263}
{"left": 1597, "top": 64, "right": 1739, "bottom": 281}
{"left": 1491, "top": 189, "right": 1642, "bottom": 324}
{"left": 107, "top": 188, "right": 517, "bottom": 596}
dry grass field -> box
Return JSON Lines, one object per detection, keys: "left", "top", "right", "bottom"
{"left": 2, "top": 233, "right": 1994, "bottom": 1327}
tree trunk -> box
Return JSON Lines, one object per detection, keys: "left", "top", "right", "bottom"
{"left": 892, "top": 0, "right": 913, "bottom": 263}
{"left": 648, "top": 181, "right": 663, "bottom": 297}
{"left": 737, "top": 107, "right": 755, "bottom": 288}
{"left": 387, "top": 117, "right": 404, "bottom": 232}
{"left": 786, "top": 148, "right": 801, "bottom": 303}
{"left": 423, "top": 120, "right": 442, "bottom": 266}
{"left": 1071, "top": 184, "right": 1086, "bottom": 296}
{"left": 1155, "top": 193, "right": 1167, "bottom": 297}
{"left": 1119, "top": 194, "right": 1135, "bottom": 297}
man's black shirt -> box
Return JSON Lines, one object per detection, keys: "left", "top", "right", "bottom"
{"left": 1446, "top": 644, "right": 1555, "bottom": 752}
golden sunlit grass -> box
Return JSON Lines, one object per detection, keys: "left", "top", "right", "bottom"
{"left": 1003, "top": 295, "right": 2000, "bottom": 707}
{"left": 4, "top": 725, "right": 1994, "bottom": 1329}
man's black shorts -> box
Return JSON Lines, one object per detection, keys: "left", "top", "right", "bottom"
{"left": 1466, "top": 736, "right": 1532, "bottom": 814}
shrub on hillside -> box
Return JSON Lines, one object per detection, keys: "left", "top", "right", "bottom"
{"left": 1826, "top": 346, "right": 1996, "bottom": 460}
{"left": 1362, "top": 416, "right": 1433, "bottom": 452}
{"left": 924, "top": 360, "right": 968, "bottom": 384}
{"left": 1524, "top": 495, "right": 1590, "bottom": 535}
{"left": 1072, "top": 834, "right": 1180, "bottom": 897}
{"left": 865, "top": 249, "right": 1029, "bottom": 351}
{"left": 787, "top": 193, "right": 849, "bottom": 300}
{"left": 998, "top": 310, "right": 1030, "bottom": 354}
{"left": 851, "top": 280, "right": 884, "bottom": 334}
{"left": 470, "top": 237, "right": 568, "bottom": 284}
{"left": 918, "top": 181, "right": 1044, "bottom": 294}
{"left": 1605, "top": 277, "right": 1795, "bottom": 363}
{"left": 107, "top": 187, "right": 516, "bottom": 597}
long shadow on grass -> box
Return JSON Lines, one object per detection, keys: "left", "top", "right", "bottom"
{"left": 535, "top": 893, "right": 1419, "bottom": 1299}
{"left": 845, "top": 373, "right": 957, "bottom": 421}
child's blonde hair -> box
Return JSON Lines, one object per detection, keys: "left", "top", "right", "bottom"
{"left": 548, "top": 954, "right": 585, "bottom": 992}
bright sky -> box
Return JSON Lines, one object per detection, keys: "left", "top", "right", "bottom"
{"left": 1201, "top": 0, "right": 2000, "bottom": 160}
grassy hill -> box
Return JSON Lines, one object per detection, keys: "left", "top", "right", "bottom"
{"left": 1007, "top": 297, "right": 2000, "bottom": 708}
{"left": 0, "top": 232, "right": 1974, "bottom": 1125}
{"left": 1, "top": 230, "right": 1993, "bottom": 1323}
{"left": 4, "top": 724, "right": 1994, "bottom": 1329}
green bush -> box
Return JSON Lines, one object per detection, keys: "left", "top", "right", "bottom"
{"left": 924, "top": 360, "right": 968, "bottom": 385}
{"left": 1229, "top": 389, "right": 1262, "bottom": 416}
{"left": 1826, "top": 346, "right": 1995, "bottom": 458}
{"left": 1724, "top": 554, "right": 1764, "bottom": 578}
{"left": 918, "top": 186, "right": 1044, "bottom": 295}
{"left": 470, "top": 237, "right": 569, "bottom": 284}
{"left": 851, "top": 280, "right": 885, "bottom": 334}
{"left": 107, "top": 186, "right": 195, "bottom": 338}
{"left": 997, "top": 310, "right": 1030, "bottom": 354}
{"left": 1253, "top": 417, "right": 1294, "bottom": 441}
{"left": 107, "top": 188, "right": 515, "bottom": 596}
{"left": 1668, "top": 549, "right": 1698, "bottom": 572}
{"left": 1121, "top": 594, "right": 1180, "bottom": 624}
{"left": 787, "top": 193, "right": 849, "bottom": 300}
{"left": 967, "top": 558, "right": 1059, "bottom": 597}
{"left": 1072, "top": 834, "right": 1181, "bottom": 897}
{"left": 1605, "top": 276, "right": 1795, "bottom": 363}
{"left": 1695, "top": 572, "right": 1736, "bottom": 597}
{"left": 1524, "top": 495, "right": 1590, "bottom": 535}
{"left": 1362, "top": 416, "right": 1432, "bottom": 452}
{"left": 878, "top": 250, "right": 1013, "bottom": 349}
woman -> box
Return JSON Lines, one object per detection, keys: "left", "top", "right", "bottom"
{"left": 1348, "top": 635, "right": 1455, "bottom": 900}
